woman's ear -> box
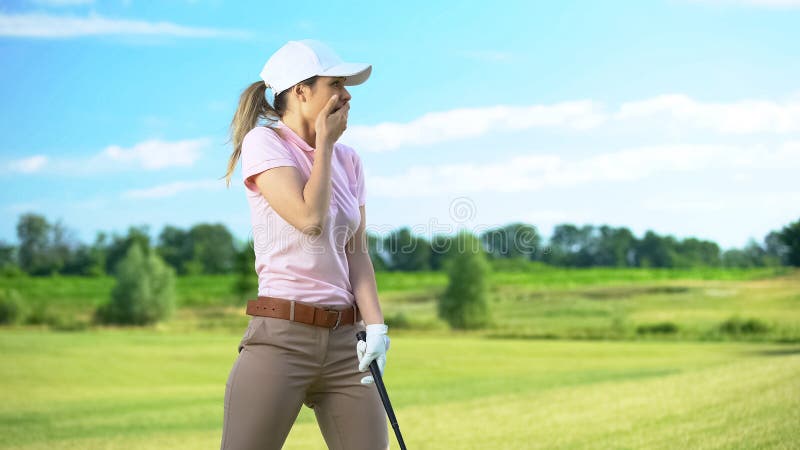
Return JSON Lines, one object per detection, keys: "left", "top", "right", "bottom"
{"left": 293, "top": 84, "right": 310, "bottom": 103}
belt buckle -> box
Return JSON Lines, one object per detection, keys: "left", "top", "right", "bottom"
{"left": 331, "top": 309, "right": 342, "bottom": 330}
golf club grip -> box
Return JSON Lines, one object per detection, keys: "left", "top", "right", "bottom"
{"left": 356, "top": 331, "right": 408, "bottom": 450}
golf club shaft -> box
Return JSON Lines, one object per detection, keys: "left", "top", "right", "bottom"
{"left": 357, "top": 331, "right": 408, "bottom": 450}
{"left": 368, "top": 359, "right": 407, "bottom": 450}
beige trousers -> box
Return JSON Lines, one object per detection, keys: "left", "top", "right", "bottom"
{"left": 220, "top": 307, "right": 390, "bottom": 450}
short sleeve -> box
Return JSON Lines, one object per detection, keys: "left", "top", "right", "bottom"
{"left": 241, "top": 127, "right": 298, "bottom": 193}
{"left": 352, "top": 149, "right": 366, "bottom": 206}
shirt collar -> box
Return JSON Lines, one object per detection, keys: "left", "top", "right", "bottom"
{"left": 275, "top": 119, "right": 315, "bottom": 153}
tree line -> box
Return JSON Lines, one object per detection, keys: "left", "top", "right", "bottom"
{"left": 0, "top": 213, "right": 798, "bottom": 277}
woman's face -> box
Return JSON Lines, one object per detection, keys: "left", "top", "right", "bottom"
{"left": 303, "top": 76, "right": 352, "bottom": 124}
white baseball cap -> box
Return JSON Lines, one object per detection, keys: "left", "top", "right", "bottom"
{"left": 260, "top": 39, "right": 372, "bottom": 97}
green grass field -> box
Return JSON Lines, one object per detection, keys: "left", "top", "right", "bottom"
{"left": 1, "top": 267, "right": 799, "bottom": 448}
{"left": 0, "top": 329, "right": 798, "bottom": 449}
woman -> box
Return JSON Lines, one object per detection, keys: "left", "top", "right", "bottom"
{"left": 219, "top": 39, "right": 391, "bottom": 450}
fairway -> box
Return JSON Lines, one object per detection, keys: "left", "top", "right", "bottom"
{"left": 1, "top": 328, "right": 798, "bottom": 449}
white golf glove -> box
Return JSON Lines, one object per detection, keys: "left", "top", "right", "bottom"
{"left": 356, "top": 323, "right": 390, "bottom": 385}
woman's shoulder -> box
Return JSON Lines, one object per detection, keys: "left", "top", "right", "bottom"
{"left": 241, "top": 126, "right": 289, "bottom": 157}
{"left": 244, "top": 125, "right": 281, "bottom": 142}
{"left": 334, "top": 141, "right": 361, "bottom": 162}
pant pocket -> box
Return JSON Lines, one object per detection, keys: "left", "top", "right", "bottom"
{"left": 238, "top": 316, "right": 292, "bottom": 353}
{"left": 237, "top": 318, "right": 259, "bottom": 353}
{"left": 239, "top": 316, "right": 264, "bottom": 353}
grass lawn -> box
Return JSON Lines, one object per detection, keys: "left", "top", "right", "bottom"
{"left": 1, "top": 268, "right": 798, "bottom": 448}
{"left": 1, "top": 328, "right": 798, "bottom": 449}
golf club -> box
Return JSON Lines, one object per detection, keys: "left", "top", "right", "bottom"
{"left": 356, "top": 330, "right": 408, "bottom": 450}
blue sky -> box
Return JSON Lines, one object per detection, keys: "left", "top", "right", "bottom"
{"left": 1, "top": 0, "right": 798, "bottom": 250}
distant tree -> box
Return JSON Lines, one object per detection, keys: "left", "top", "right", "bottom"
{"left": 61, "top": 243, "right": 104, "bottom": 276}
{"left": 481, "top": 223, "right": 542, "bottom": 261}
{"left": 437, "top": 230, "right": 492, "bottom": 329}
{"left": 0, "top": 241, "right": 19, "bottom": 275}
{"left": 104, "top": 226, "right": 152, "bottom": 276}
{"left": 571, "top": 225, "right": 599, "bottom": 267}
{"left": 542, "top": 224, "right": 574, "bottom": 266}
{"left": 16, "top": 213, "right": 59, "bottom": 275}
{"left": 85, "top": 232, "right": 108, "bottom": 276}
{"left": 157, "top": 226, "right": 193, "bottom": 275}
{"left": 722, "top": 239, "right": 774, "bottom": 268}
{"left": 721, "top": 230, "right": 794, "bottom": 269}
{"left": 634, "top": 231, "right": 676, "bottom": 268}
{"left": 57, "top": 228, "right": 106, "bottom": 276}
{"left": 50, "top": 219, "right": 79, "bottom": 273}
{"left": 189, "top": 223, "right": 236, "bottom": 274}
{"left": 722, "top": 249, "right": 751, "bottom": 268}
{"left": 592, "top": 226, "right": 636, "bottom": 267}
{"left": 95, "top": 243, "right": 175, "bottom": 325}
{"left": 233, "top": 238, "right": 257, "bottom": 306}
{"left": 366, "top": 232, "right": 389, "bottom": 271}
{"left": 741, "top": 239, "right": 773, "bottom": 267}
{"left": 429, "top": 233, "right": 457, "bottom": 271}
{"left": 383, "top": 227, "right": 431, "bottom": 271}
{"left": 673, "top": 237, "right": 721, "bottom": 267}
{"left": 13, "top": 214, "right": 106, "bottom": 276}
{"left": 777, "top": 217, "right": 800, "bottom": 266}
{"left": 764, "top": 231, "right": 789, "bottom": 266}
{"left": 156, "top": 223, "right": 236, "bottom": 275}
{"left": 545, "top": 224, "right": 595, "bottom": 266}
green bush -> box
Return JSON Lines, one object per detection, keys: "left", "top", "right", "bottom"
{"left": 384, "top": 311, "right": 411, "bottom": 329}
{"left": 49, "top": 316, "right": 90, "bottom": 332}
{"left": 21, "top": 304, "right": 88, "bottom": 331}
{"left": 437, "top": 231, "right": 492, "bottom": 330}
{"left": 488, "top": 257, "right": 546, "bottom": 272}
{"left": 0, "top": 288, "right": 26, "bottom": 325}
{"left": 719, "top": 316, "right": 770, "bottom": 335}
{"left": 23, "top": 303, "right": 55, "bottom": 326}
{"left": 95, "top": 244, "right": 176, "bottom": 326}
{"left": 0, "top": 265, "right": 25, "bottom": 278}
{"left": 636, "top": 322, "right": 679, "bottom": 335}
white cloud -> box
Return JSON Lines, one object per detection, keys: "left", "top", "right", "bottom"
{"left": 7, "top": 155, "right": 49, "bottom": 173}
{"left": 3, "top": 137, "right": 211, "bottom": 175}
{"left": 0, "top": 11, "right": 252, "bottom": 39}
{"left": 642, "top": 198, "right": 730, "bottom": 213}
{"left": 643, "top": 191, "right": 800, "bottom": 213}
{"left": 368, "top": 141, "right": 800, "bottom": 197}
{"left": 87, "top": 137, "right": 210, "bottom": 171}
{"left": 615, "top": 94, "right": 800, "bottom": 133}
{"left": 343, "top": 100, "right": 606, "bottom": 152}
{"left": 521, "top": 210, "right": 577, "bottom": 227}
{"left": 122, "top": 179, "right": 224, "bottom": 199}
{"left": 344, "top": 94, "right": 800, "bottom": 153}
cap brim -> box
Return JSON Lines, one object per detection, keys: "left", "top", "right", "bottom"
{"left": 319, "top": 62, "right": 372, "bottom": 86}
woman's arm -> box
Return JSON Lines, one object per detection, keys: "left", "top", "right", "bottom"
{"left": 252, "top": 146, "right": 333, "bottom": 236}
{"left": 346, "top": 204, "right": 384, "bottom": 325}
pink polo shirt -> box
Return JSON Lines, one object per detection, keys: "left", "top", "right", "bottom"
{"left": 240, "top": 120, "right": 366, "bottom": 307}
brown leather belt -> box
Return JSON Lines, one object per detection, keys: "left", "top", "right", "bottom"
{"left": 246, "top": 296, "right": 360, "bottom": 330}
